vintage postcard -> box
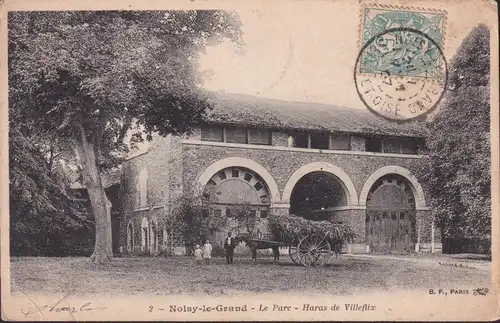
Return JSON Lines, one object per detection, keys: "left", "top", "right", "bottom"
{"left": 1, "top": 0, "right": 498, "bottom": 321}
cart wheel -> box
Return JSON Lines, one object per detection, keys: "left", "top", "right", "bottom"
{"left": 297, "top": 235, "right": 331, "bottom": 267}
{"left": 288, "top": 245, "right": 300, "bottom": 265}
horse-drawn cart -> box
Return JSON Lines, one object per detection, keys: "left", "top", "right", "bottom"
{"left": 233, "top": 213, "right": 356, "bottom": 267}
{"left": 237, "top": 230, "right": 336, "bottom": 267}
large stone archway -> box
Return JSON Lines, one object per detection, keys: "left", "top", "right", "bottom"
{"left": 359, "top": 165, "right": 427, "bottom": 210}
{"left": 360, "top": 166, "right": 429, "bottom": 253}
{"left": 282, "top": 162, "right": 359, "bottom": 206}
{"left": 196, "top": 160, "right": 278, "bottom": 251}
{"left": 196, "top": 157, "right": 281, "bottom": 205}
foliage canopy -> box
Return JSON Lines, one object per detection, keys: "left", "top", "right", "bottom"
{"left": 9, "top": 11, "right": 243, "bottom": 261}
{"left": 419, "top": 24, "right": 490, "bottom": 248}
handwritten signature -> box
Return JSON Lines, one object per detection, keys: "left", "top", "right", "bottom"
{"left": 21, "top": 293, "right": 107, "bottom": 317}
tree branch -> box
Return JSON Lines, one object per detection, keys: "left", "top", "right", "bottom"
{"left": 117, "top": 115, "right": 133, "bottom": 145}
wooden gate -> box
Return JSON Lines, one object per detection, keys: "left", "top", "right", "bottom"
{"left": 366, "top": 177, "right": 416, "bottom": 252}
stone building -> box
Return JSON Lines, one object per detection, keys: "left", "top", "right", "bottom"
{"left": 114, "top": 92, "right": 441, "bottom": 256}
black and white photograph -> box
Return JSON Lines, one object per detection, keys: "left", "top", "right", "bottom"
{"left": 1, "top": 0, "right": 498, "bottom": 321}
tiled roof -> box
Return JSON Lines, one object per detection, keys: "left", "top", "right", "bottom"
{"left": 205, "top": 92, "right": 426, "bottom": 137}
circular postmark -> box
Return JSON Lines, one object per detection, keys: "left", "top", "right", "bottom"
{"left": 354, "top": 27, "right": 448, "bottom": 122}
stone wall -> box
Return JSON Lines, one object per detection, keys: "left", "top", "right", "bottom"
{"left": 117, "top": 128, "right": 439, "bottom": 255}
{"left": 180, "top": 141, "right": 423, "bottom": 201}
{"left": 331, "top": 209, "right": 366, "bottom": 244}
{"left": 118, "top": 134, "right": 184, "bottom": 252}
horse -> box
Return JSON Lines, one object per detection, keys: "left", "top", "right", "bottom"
{"left": 235, "top": 232, "right": 281, "bottom": 264}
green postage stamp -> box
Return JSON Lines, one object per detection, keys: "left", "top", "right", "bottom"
{"left": 359, "top": 5, "right": 446, "bottom": 78}
{"left": 355, "top": 4, "right": 449, "bottom": 121}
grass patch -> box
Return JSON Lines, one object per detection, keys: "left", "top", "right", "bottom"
{"left": 448, "top": 253, "right": 491, "bottom": 261}
{"left": 10, "top": 255, "right": 491, "bottom": 296}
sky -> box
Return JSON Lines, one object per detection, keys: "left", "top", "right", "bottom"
{"left": 199, "top": 1, "right": 496, "bottom": 109}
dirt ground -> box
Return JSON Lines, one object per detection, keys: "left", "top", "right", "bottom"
{"left": 10, "top": 255, "right": 491, "bottom": 297}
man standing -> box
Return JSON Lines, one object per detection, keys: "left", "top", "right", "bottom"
{"left": 224, "top": 232, "right": 235, "bottom": 264}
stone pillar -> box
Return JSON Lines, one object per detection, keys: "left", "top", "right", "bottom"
{"left": 432, "top": 216, "right": 442, "bottom": 253}
{"left": 271, "top": 132, "right": 289, "bottom": 147}
{"left": 331, "top": 208, "right": 367, "bottom": 254}
{"left": 347, "top": 209, "right": 367, "bottom": 253}
{"left": 415, "top": 209, "right": 434, "bottom": 253}
{"left": 350, "top": 136, "right": 366, "bottom": 151}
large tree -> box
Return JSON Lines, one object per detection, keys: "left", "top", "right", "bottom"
{"left": 9, "top": 11, "right": 242, "bottom": 262}
{"left": 9, "top": 125, "right": 93, "bottom": 256}
{"left": 419, "top": 24, "right": 490, "bottom": 252}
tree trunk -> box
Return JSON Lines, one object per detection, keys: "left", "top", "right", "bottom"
{"left": 75, "top": 124, "right": 113, "bottom": 262}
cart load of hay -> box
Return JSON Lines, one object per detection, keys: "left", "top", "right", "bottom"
{"left": 267, "top": 213, "right": 357, "bottom": 249}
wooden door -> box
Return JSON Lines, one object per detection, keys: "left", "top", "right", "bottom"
{"left": 366, "top": 210, "right": 414, "bottom": 252}
{"left": 366, "top": 177, "right": 416, "bottom": 253}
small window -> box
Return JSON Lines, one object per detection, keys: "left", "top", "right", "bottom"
{"left": 254, "top": 182, "right": 263, "bottom": 191}
{"left": 330, "top": 135, "right": 351, "bottom": 150}
{"left": 201, "top": 126, "right": 223, "bottom": 142}
{"left": 213, "top": 209, "right": 222, "bottom": 217}
{"left": 225, "top": 127, "right": 247, "bottom": 144}
{"left": 232, "top": 169, "right": 239, "bottom": 178}
{"left": 250, "top": 210, "right": 257, "bottom": 218}
{"left": 260, "top": 210, "right": 268, "bottom": 218}
{"left": 310, "top": 133, "right": 329, "bottom": 149}
{"left": 249, "top": 129, "right": 271, "bottom": 145}
{"left": 383, "top": 138, "right": 401, "bottom": 153}
{"left": 401, "top": 139, "right": 419, "bottom": 154}
{"left": 244, "top": 173, "right": 253, "bottom": 182}
{"left": 202, "top": 209, "right": 209, "bottom": 218}
{"left": 293, "top": 132, "right": 309, "bottom": 148}
{"left": 260, "top": 195, "right": 269, "bottom": 204}
{"left": 225, "top": 209, "right": 232, "bottom": 218}
{"left": 218, "top": 171, "right": 227, "bottom": 180}
{"left": 366, "top": 137, "right": 383, "bottom": 152}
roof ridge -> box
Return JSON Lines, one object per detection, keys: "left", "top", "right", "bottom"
{"left": 206, "top": 91, "right": 426, "bottom": 137}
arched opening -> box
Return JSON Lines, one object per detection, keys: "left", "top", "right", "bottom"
{"left": 141, "top": 217, "right": 149, "bottom": 253}
{"left": 196, "top": 157, "right": 281, "bottom": 205}
{"left": 127, "top": 222, "right": 134, "bottom": 252}
{"left": 365, "top": 174, "right": 416, "bottom": 252}
{"left": 290, "top": 171, "right": 348, "bottom": 221}
{"left": 203, "top": 166, "right": 271, "bottom": 246}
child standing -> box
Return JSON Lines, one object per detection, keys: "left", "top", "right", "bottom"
{"left": 203, "top": 240, "right": 212, "bottom": 265}
{"left": 194, "top": 244, "right": 203, "bottom": 265}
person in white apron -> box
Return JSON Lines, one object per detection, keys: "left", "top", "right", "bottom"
{"left": 194, "top": 244, "right": 203, "bottom": 265}
{"left": 203, "top": 240, "right": 212, "bottom": 265}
